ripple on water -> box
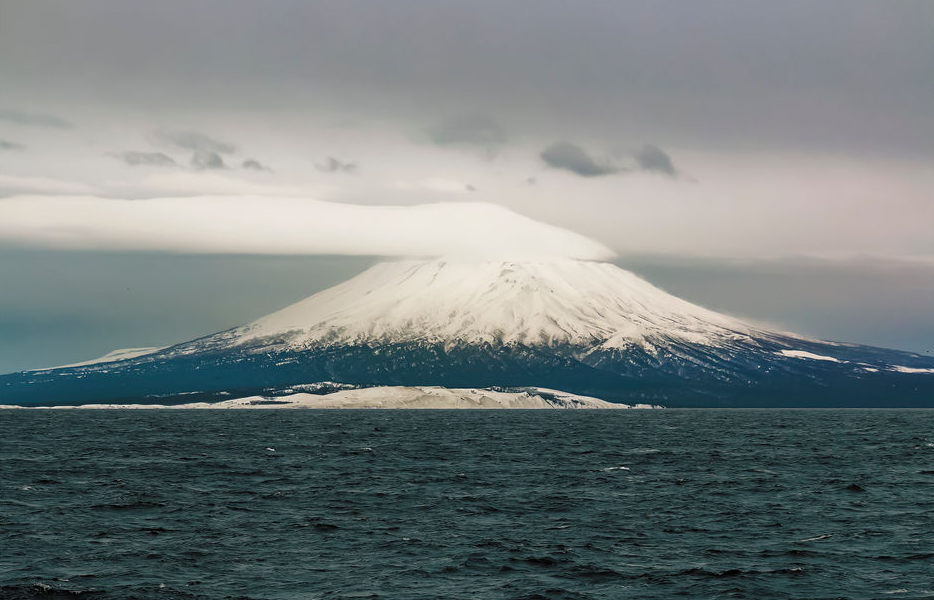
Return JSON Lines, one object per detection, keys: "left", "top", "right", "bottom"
{"left": 1, "top": 408, "right": 932, "bottom": 599}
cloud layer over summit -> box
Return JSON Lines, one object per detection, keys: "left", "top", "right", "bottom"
{"left": 0, "top": 0, "right": 930, "bottom": 261}
{"left": 0, "top": 195, "right": 612, "bottom": 260}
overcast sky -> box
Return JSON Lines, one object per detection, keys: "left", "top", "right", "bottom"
{"left": 1, "top": 0, "right": 932, "bottom": 371}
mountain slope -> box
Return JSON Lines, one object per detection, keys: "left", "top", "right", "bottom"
{"left": 3, "top": 260, "right": 932, "bottom": 407}
{"left": 228, "top": 260, "right": 751, "bottom": 351}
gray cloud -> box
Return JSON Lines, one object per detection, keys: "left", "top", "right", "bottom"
{"left": 0, "top": 139, "right": 25, "bottom": 150}
{"left": 0, "top": 108, "right": 72, "bottom": 129}
{"left": 316, "top": 157, "right": 357, "bottom": 173}
{"left": 151, "top": 130, "right": 236, "bottom": 170}
{"left": 2, "top": 2, "right": 931, "bottom": 157}
{"left": 541, "top": 142, "right": 618, "bottom": 177}
{"left": 191, "top": 150, "right": 226, "bottom": 170}
{"left": 633, "top": 144, "right": 677, "bottom": 177}
{"left": 427, "top": 114, "right": 507, "bottom": 147}
{"left": 242, "top": 158, "right": 269, "bottom": 171}
{"left": 543, "top": 141, "right": 681, "bottom": 178}
{"left": 112, "top": 151, "right": 177, "bottom": 167}
{"left": 156, "top": 130, "right": 235, "bottom": 155}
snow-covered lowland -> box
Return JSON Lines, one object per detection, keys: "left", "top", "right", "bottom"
{"left": 1, "top": 386, "right": 661, "bottom": 410}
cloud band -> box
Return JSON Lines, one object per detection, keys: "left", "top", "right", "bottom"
{"left": 0, "top": 195, "right": 614, "bottom": 260}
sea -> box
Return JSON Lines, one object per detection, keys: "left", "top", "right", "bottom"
{"left": 1, "top": 409, "right": 932, "bottom": 600}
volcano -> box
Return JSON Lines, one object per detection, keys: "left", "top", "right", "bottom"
{"left": 3, "top": 259, "right": 932, "bottom": 406}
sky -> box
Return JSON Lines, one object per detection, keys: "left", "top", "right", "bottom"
{"left": 1, "top": 0, "right": 932, "bottom": 371}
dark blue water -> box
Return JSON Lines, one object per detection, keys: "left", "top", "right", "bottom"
{"left": 1, "top": 409, "right": 932, "bottom": 600}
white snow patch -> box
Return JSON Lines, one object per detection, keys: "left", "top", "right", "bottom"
{"left": 3, "top": 386, "right": 661, "bottom": 410}
{"left": 29, "top": 347, "right": 164, "bottom": 371}
{"left": 890, "top": 366, "right": 934, "bottom": 374}
{"left": 776, "top": 350, "right": 841, "bottom": 363}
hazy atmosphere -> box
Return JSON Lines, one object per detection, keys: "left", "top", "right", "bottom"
{"left": 1, "top": 0, "right": 932, "bottom": 372}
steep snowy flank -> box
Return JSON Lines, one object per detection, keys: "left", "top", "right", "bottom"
{"left": 226, "top": 259, "right": 757, "bottom": 352}
{"left": 30, "top": 347, "right": 164, "bottom": 371}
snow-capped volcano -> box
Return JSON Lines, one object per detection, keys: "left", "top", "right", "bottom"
{"left": 3, "top": 259, "right": 933, "bottom": 407}
{"left": 219, "top": 259, "right": 753, "bottom": 352}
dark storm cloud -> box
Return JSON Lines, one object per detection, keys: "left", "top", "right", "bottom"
{"left": 4, "top": 1, "right": 930, "bottom": 156}
{"left": 542, "top": 141, "right": 682, "bottom": 178}
{"left": 0, "top": 139, "right": 25, "bottom": 150}
{"left": 0, "top": 1, "right": 929, "bottom": 163}
{"left": 242, "top": 158, "right": 269, "bottom": 171}
{"left": 0, "top": 108, "right": 72, "bottom": 129}
{"left": 541, "top": 142, "right": 618, "bottom": 177}
{"left": 427, "top": 114, "right": 507, "bottom": 147}
{"left": 633, "top": 144, "right": 677, "bottom": 177}
{"left": 316, "top": 157, "right": 357, "bottom": 173}
{"left": 191, "top": 150, "right": 226, "bottom": 170}
{"left": 112, "top": 151, "right": 177, "bottom": 167}
{"left": 151, "top": 130, "right": 239, "bottom": 170}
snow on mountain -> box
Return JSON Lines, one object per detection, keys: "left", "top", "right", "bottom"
{"left": 30, "top": 347, "right": 166, "bottom": 371}
{"left": 776, "top": 350, "right": 841, "bottom": 362}
{"left": 4, "top": 258, "right": 932, "bottom": 407}
{"left": 220, "top": 259, "right": 759, "bottom": 354}
{"left": 890, "top": 366, "right": 934, "bottom": 374}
